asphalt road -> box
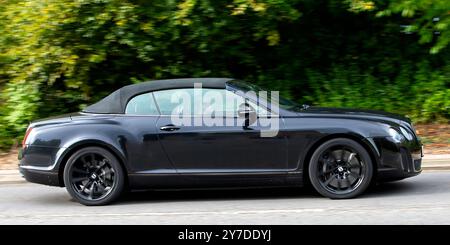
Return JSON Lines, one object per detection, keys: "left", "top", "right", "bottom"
{"left": 1, "top": 171, "right": 450, "bottom": 225}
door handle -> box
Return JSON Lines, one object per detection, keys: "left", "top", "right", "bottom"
{"left": 160, "top": 124, "right": 180, "bottom": 132}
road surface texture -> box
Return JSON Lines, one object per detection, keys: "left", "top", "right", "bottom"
{"left": 1, "top": 171, "right": 450, "bottom": 225}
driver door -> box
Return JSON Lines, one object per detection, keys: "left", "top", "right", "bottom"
{"left": 153, "top": 87, "right": 287, "bottom": 177}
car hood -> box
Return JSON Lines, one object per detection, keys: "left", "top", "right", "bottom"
{"left": 300, "top": 107, "right": 411, "bottom": 124}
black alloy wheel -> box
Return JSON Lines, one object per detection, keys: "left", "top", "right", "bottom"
{"left": 308, "top": 138, "right": 373, "bottom": 199}
{"left": 63, "top": 147, "right": 125, "bottom": 206}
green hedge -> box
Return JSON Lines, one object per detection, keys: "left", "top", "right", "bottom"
{"left": 0, "top": 0, "right": 448, "bottom": 149}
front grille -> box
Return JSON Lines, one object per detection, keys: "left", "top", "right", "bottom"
{"left": 414, "top": 159, "right": 422, "bottom": 171}
{"left": 400, "top": 148, "right": 413, "bottom": 172}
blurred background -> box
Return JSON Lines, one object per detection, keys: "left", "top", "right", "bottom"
{"left": 0, "top": 0, "right": 448, "bottom": 160}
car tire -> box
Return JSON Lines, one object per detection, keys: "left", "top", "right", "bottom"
{"left": 308, "top": 138, "right": 373, "bottom": 199}
{"left": 63, "top": 147, "right": 125, "bottom": 206}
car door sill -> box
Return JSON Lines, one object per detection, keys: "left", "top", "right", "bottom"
{"left": 128, "top": 171, "right": 303, "bottom": 189}
{"left": 129, "top": 170, "right": 301, "bottom": 176}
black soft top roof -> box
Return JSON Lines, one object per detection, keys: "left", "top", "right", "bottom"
{"left": 82, "top": 78, "right": 233, "bottom": 114}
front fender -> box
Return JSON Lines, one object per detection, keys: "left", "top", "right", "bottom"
{"left": 283, "top": 117, "right": 390, "bottom": 171}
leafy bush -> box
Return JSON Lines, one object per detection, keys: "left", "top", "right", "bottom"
{"left": 0, "top": 0, "right": 448, "bottom": 149}
{"left": 302, "top": 61, "right": 449, "bottom": 122}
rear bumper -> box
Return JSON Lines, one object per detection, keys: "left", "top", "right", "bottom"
{"left": 19, "top": 166, "right": 61, "bottom": 186}
{"left": 18, "top": 146, "right": 64, "bottom": 187}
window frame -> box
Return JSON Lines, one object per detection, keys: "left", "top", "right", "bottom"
{"left": 124, "top": 91, "right": 161, "bottom": 116}
{"left": 123, "top": 87, "right": 276, "bottom": 117}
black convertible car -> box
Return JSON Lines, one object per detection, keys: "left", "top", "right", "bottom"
{"left": 19, "top": 78, "right": 423, "bottom": 205}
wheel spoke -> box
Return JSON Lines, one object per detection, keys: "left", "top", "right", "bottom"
{"left": 104, "top": 178, "right": 114, "bottom": 187}
{"left": 72, "top": 167, "right": 88, "bottom": 174}
{"left": 97, "top": 161, "right": 107, "bottom": 170}
{"left": 71, "top": 152, "right": 116, "bottom": 201}
{"left": 331, "top": 150, "right": 341, "bottom": 161}
{"left": 81, "top": 180, "right": 93, "bottom": 193}
{"left": 322, "top": 166, "right": 338, "bottom": 175}
{"left": 348, "top": 163, "right": 360, "bottom": 170}
{"left": 80, "top": 156, "right": 88, "bottom": 165}
{"left": 317, "top": 145, "right": 366, "bottom": 195}
{"left": 349, "top": 172, "right": 360, "bottom": 180}
{"left": 103, "top": 168, "right": 112, "bottom": 179}
{"left": 71, "top": 177, "right": 88, "bottom": 183}
{"left": 88, "top": 183, "right": 95, "bottom": 199}
{"left": 345, "top": 177, "right": 352, "bottom": 189}
{"left": 90, "top": 153, "right": 97, "bottom": 164}
{"left": 97, "top": 182, "right": 106, "bottom": 194}
{"left": 319, "top": 155, "right": 327, "bottom": 163}
{"left": 347, "top": 153, "right": 356, "bottom": 163}
{"left": 323, "top": 174, "right": 337, "bottom": 186}
{"left": 336, "top": 179, "right": 342, "bottom": 190}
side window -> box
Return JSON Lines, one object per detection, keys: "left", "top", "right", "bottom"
{"left": 153, "top": 89, "right": 196, "bottom": 115}
{"left": 153, "top": 88, "right": 269, "bottom": 116}
{"left": 125, "top": 92, "right": 159, "bottom": 115}
{"left": 203, "top": 89, "right": 269, "bottom": 116}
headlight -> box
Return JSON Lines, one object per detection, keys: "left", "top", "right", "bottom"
{"left": 388, "top": 128, "right": 405, "bottom": 142}
{"left": 399, "top": 126, "right": 414, "bottom": 141}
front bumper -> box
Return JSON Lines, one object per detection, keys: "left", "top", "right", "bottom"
{"left": 372, "top": 136, "right": 423, "bottom": 181}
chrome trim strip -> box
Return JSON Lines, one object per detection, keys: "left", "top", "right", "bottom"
{"left": 19, "top": 165, "right": 55, "bottom": 171}
{"left": 129, "top": 171, "right": 290, "bottom": 176}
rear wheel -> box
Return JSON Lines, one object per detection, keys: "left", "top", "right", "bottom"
{"left": 308, "top": 138, "right": 373, "bottom": 199}
{"left": 63, "top": 147, "right": 124, "bottom": 206}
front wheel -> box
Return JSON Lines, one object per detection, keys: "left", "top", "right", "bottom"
{"left": 63, "top": 147, "right": 125, "bottom": 206}
{"left": 308, "top": 138, "right": 373, "bottom": 199}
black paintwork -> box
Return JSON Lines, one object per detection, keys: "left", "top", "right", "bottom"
{"left": 18, "top": 79, "right": 422, "bottom": 189}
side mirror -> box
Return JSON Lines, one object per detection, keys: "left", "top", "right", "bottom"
{"left": 238, "top": 103, "right": 257, "bottom": 128}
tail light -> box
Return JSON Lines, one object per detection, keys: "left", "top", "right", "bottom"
{"left": 22, "top": 127, "right": 33, "bottom": 148}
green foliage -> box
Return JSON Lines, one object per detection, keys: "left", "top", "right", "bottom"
{"left": 303, "top": 61, "right": 449, "bottom": 123}
{"left": 349, "top": 0, "right": 450, "bottom": 54}
{"left": 0, "top": 0, "right": 449, "bottom": 149}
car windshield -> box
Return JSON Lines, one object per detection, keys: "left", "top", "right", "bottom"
{"left": 227, "top": 80, "right": 302, "bottom": 111}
